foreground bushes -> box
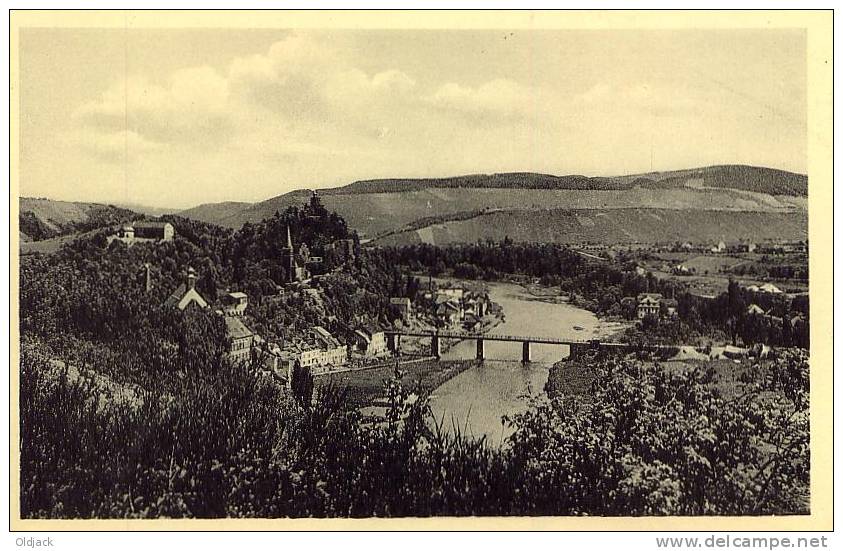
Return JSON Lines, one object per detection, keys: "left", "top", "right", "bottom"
{"left": 20, "top": 347, "right": 808, "bottom": 518}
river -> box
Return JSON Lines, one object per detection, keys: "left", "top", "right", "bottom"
{"left": 428, "top": 280, "right": 620, "bottom": 446}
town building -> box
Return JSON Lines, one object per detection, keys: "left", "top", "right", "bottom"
{"left": 280, "top": 326, "right": 348, "bottom": 374}
{"left": 163, "top": 266, "right": 258, "bottom": 365}
{"left": 117, "top": 224, "right": 135, "bottom": 240}
{"left": 223, "top": 291, "right": 249, "bottom": 315}
{"left": 351, "top": 324, "right": 387, "bottom": 357}
{"left": 294, "top": 346, "right": 324, "bottom": 371}
{"left": 311, "top": 326, "right": 348, "bottom": 366}
{"left": 225, "top": 316, "right": 255, "bottom": 364}
{"left": 637, "top": 293, "right": 663, "bottom": 319}
{"left": 110, "top": 221, "right": 175, "bottom": 246}
{"left": 134, "top": 221, "right": 175, "bottom": 241}
{"left": 163, "top": 267, "right": 209, "bottom": 311}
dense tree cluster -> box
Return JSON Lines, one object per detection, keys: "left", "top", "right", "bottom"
{"left": 21, "top": 347, "right": 808, "bottom": 518}
{"left": 19, "top": 212, "right": 57, "bottom": 241}
{"left": 519, "top": 351, "right": 808, "bottom": 515}
{"left": 330, "top": 166, "right": 807, "bottom": 196}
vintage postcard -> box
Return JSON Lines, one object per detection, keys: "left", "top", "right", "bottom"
{"left": 9, "top": 10, "right": 833, "bottom": 531}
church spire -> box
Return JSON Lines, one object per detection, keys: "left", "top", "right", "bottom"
{"left": 287, "top": 225, "right": 294, "bottom": 249}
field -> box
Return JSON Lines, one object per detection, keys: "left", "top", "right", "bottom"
{"left": 634, "top": 251, "right": 809, "bottom": 297}
{"left": 20, "top": 232, "right": 82, "bottom": 255}
{"left": 371, "top": 208, "right": 808, "bottom": 247}
{"left": 318, "top": 359, "right": 480, "bottom": 408}
{"left": 676, "top": 255, "right": 753, "bottom": 274}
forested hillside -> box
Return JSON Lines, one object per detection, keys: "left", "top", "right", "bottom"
{"left": 19, "top": 197, "right": 138, "bottom": 241}
{"left": 329, "top": 165, "right": 807, "bottom": 196}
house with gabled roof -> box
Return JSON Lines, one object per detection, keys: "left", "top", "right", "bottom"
{"left": 163, "top": 267, "right": 209, "bottom": 311}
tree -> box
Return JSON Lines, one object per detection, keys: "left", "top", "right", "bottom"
{"left": 726, "top": 279, "right": 746, "bottom": 346}
{"left": 290, "top": 360, "right": 314, "bottom": 408}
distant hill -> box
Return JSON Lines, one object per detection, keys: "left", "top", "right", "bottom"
{"left": 320, "top": 165, "right": 808, "bottom": 196}
{"left": 175, "top": 165, "right": 807, "bottom": 244}
{"left": 176, "top": 201, "right": 253, "bottom": 226}
{"left": 112, "top": 202, "right": 177, "bottom": 217}
{"left": 19, "top": 197, "right": 140, "bottom": 242}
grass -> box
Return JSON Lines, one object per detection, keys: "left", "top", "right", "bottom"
{"left": 20, "top": 233, "right": 81, "bottom": 255}
{"left": 548, "top": 355, "right": 787, "bottom": 403}
{"left": 319, "top": 359, "right": 480, "bottom": 408}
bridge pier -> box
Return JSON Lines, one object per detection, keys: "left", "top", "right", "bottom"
{"left": 476, "top": 338, "right": 485, "bottom": 360}
{"left": 522, "top": 341, "right": 531, "bottom": 363}
{"left": 385, "top": 330, "right": 623, "bottom": 363}
{"left": 431, "top": 335, "right": 441, "bottom": 359}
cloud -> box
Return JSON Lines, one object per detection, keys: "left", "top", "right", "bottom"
{"left": 74, "top": 66, "right": 231, "bottom": 145}
{"left": 427, "top": 78, "right": 538, "bottom": 120}
{"left": 68, "top": 129, "right": 163, "bottom": 163}
{"left": 69, "top": 33, "right": 548, "bottom": 172}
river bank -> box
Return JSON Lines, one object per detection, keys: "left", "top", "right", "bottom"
{"left": 515, "top": 279, "right": 630, "bottom": 340}
{"left": 433, "top": 273, "right": 630, "bottom": 341}
{"left": 428, "top": 279, "right": 625, "bottom": 445}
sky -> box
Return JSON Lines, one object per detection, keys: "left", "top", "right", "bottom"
{"left": 18, "top": 28, "right": 807, "bottom": 209}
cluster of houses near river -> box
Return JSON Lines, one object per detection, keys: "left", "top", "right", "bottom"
{"left": 417, "top": 284, "right": 494, "bottom": 332}
{"left": 632, "top": 279, "right": 787, "bottom": 321}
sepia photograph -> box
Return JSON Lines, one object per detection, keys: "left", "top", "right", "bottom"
{"left": 8, "top": 9, "right": 833, "bottom": 532}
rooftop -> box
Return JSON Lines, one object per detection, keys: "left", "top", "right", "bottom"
{"left": 134, "top": 221, "right": 172, "bottom": 229}
{"left": 224, "top": 316, "right": 254, "bottom": 340}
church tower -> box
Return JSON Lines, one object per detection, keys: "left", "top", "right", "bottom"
{"left": 284, "top": 225, "right": 297, "bottom": 283}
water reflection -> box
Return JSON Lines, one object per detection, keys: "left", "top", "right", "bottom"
{"left": 428, "top": 281, "right": 607, "bottom": 445}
